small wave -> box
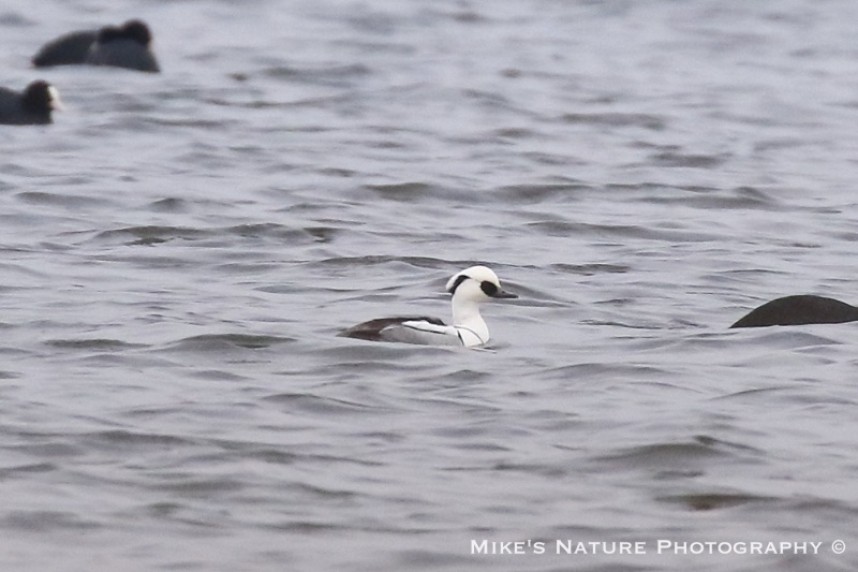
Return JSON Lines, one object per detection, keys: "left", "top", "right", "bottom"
{"left": 147, "top": 197, "right": 189, "bottom": 212}
{"left": 91, "top": 223, "right": 339, "bottom": 247}
{"left": 560, "top": 112, "right": 667, "bottom": 131}
{"left": 541, "top": 362, "right": 670, "bottom": 383}
{"left": 547, "top": 262, "right": 631, "bottom": 275}
{"left": 362, "top": 182, "right": 435, "bottom": 202}
{"left": 496, "top": 182, "right": 592, "bottom": 203}
{"left": 84, "top": 429, "right": 193, "bottom": 449}
{"left": 93, "top": 225, "right": 209, "bottom": 246}
{"left": 3, "top": 511, "right": 101, "bottom": 532}
{"left": 224, "top": 223, "right": 340, "bottom": 243}
{"left": 595, "top": 435, "right": 756, "bottom": 469}
{"left": 644, "top": 185, "right": 779, "bottom": 210}
{"left": 44, "top": 338, "right": 145, "bottom": 351}
{"left": 525, "top": 220, "right": 719, "bottom": 242}
{"left": 16, "top": 191, "right": 116, "bottom": 208}
{"left": 0, "top": 462, "right": 56, "bottom": 478}
{"left": 309, "top": 255, "right": 448, "bottom": 270}
{"left": 658, "top": 492, "right": 779, "bottom": 511}
{"left": 263, "top": 392, "right": 387, "bottom": 415}
{"left": 153, "top": 476, "right": 246, "bottom": 496}
{"left": 263, "top": 63, "right": 372, "bottom": 86}
{"left": 650, "top": 150, "right": 728, "bottom": 168}
{"left": 164, "top": 334, "right": 295, "bottom": 352}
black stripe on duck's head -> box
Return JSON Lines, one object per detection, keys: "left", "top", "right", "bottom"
{"left": 445, "top": 265, "right": 517, "bottom": 301}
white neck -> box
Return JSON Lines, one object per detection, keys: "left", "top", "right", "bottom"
{"left": 451, "top": 295, "right": 489, "bottom": 347}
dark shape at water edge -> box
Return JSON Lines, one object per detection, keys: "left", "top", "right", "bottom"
{"left": 730, "top": 295, "right": 858, "bottom": 328}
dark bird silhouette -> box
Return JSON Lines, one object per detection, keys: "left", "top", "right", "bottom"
{"left": 731, "top": 295, "right": 858, "bottom": 328}
{"left": 33, "top": 20, "right": 160, "bottom": 73}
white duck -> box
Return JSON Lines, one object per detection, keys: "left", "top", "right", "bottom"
{"left": 339, "top": 265, "right": 517, "bottom": 347}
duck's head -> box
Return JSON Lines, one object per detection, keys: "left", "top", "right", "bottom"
{"left": 445, "top": 265, "right": 517, "bottom": 303}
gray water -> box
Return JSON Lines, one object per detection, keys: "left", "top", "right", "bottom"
{"left": 2, "top": 0, "right": 858, "bottom": 570}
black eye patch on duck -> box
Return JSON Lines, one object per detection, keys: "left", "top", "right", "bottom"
{"left": 447, "top": 274, "right": 470, "bottom": 295}
{"left": 480, "top": 281, "right": 498, "bottom": 296}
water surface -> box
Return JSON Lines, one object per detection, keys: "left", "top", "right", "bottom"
{"left": 1, "top": 0, "right": 858, "bottom": 570}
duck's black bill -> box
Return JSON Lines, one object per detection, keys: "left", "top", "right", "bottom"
{"left": 492, "top": 290, "right": 518, "bottom": 299}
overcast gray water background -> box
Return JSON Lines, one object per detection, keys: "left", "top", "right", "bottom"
{"left": 2, "top": 0, "right": 858, "bottom": 570}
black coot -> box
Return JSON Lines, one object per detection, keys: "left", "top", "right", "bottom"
{"left": 731, "top": 295, "right": 858, "bottom": 328}
{"left": 33, "top": 20, "right": 159, "bottom": 73}
{"left": 0, "top": 81, "right": 61, "bottom": 125}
